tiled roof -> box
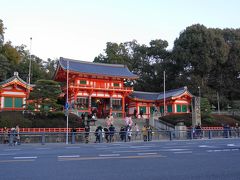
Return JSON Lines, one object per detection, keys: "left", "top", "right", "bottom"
{"left": 129, "top": 87, "right": 192, "bottom": 101}
{"left": 59, "top": 57, "right": 138, "bottom": 79}
{"left": 0, "top": 72, "right": 30, "bottom": 87}
{"left": 129, "top": 91, "right": 160, "bottom": 101}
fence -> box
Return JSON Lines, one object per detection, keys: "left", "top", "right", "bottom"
{"left": 0, "top": 128, "right": 239, "bottom": 145}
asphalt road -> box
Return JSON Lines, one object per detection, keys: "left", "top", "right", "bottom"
{"left": 0, "top": 139, "right": 240, "bottom": 180}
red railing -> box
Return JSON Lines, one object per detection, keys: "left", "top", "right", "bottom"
{"left": 0, "top": 127, "right": 85, "bottom": 133}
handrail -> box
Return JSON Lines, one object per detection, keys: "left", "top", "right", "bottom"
{"left": 0, "top": 127, "right": 85, "bottom": 133}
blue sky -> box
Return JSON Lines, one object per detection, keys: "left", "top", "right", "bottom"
{"left": 1, "top": 0, "right": 240, "bottom": 61}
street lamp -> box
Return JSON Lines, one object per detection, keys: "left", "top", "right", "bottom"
{"left": 198, "top": 86, "right": 201, "bottom": 97}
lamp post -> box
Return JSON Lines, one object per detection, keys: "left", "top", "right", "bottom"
{"left": 198, "top": 86, "right": 201, "bottom": 97}
{"left": 28, "top": 37, "right": 32, "bottom": 94}
{"left": 66, "top": 60, "right": 69, "bottom": 144}
{"left": 163, "top": 71, "right": 166, "bottom": 116}
{"left": 217, "top": 91, "right": 220, "bottom": 114}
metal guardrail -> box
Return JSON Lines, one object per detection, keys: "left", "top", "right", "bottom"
{"left": 0, "top": 129, "right": 239, "bottom": 145}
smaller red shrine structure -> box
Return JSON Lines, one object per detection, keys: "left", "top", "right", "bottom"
{"left": 0, "top": 72, "right": 32, "bottom": 111}
{"left": 126, "top": 87, "right": 193, "bottom": 119}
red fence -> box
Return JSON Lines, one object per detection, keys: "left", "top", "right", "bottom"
{"left": 0, "top": 127, "right": 85, "bottom": 133}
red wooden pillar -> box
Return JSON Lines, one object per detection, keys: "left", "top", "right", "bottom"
{"left": 147, "top": 103, "right": 150, "bottom": 119}
{"left": 172, "top": 103, "right": 175, "bottom": 113}
{"left": 122, "top": 96, "right": 125, "bottom": 118}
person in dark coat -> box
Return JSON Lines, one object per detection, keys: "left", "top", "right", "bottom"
{"left": 109, "top": 124, "right": 115, "bottom": 143}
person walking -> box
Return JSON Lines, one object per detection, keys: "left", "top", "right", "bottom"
{"left": 235, "top": 123, "right": 239, "bottom": 137}
{"left": 3, "top": 127, "right": 9, "bottom": 144}
{"left": 127, "top": 126, "right": 132, "bottom": 142}
{"left": 109, "top": 124, "right": 115, "bottom": 143}
{"left": 142, "top": 126, "right": 148, "bottom": 141}
{"left": 15, "top": 125, "right": 20, "bottom": 145}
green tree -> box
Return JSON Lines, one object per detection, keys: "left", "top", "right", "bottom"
{"left": 0, "top": 54, "right": 10, "bottom": 81}
{"left": 28, "top": 80, "right": 62, "bottom": 114}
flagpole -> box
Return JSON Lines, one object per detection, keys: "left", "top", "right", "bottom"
{"left": 66, "top": 60, "right": 69, "bottom": 144}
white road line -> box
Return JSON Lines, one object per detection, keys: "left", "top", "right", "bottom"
{"left": 65, "top": 147, "right": 81, "bottom": 149}
{"left": 199, "top": 145, "right": 215, "bottom": 148}
{"left": 130, "top": 146, "right": 155, "bottom": 149}
{"left": 207, "top": 148, "right": 239, "bottom": 153}
{"left": 174, "top": 151, "right": 193, "bottom": 154}
{"left": 227, "top": 144, "right": 235, "bottom": 147}
{"left": 163, "top": 149, "right": 191, "bottom": 151}
{"left": 137, "top": 153, "right": 158, "bottom": 156}
{"left": 0, "top": 153, "right": 16, "bottom": 156}
{"left": 99, "top": 154, "right": 120, "bottom": 157}
{"left": 35, "top": 148, "right": 51, "bottom": 150}
{"left": 4, "top": 149, "right": 21, "bottom": 151}
{"left": 14, "top": 156, "right": 37, "bottom": 159}
{"left": 58, "top": 155, "right": 80, "bottom": 158}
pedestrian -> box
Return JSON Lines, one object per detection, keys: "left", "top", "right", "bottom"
{"left": 3, "top": 127, "right": 9, "bottom": 144}
{"left": 85, "top": 125, "right": 90, "bottom": 143}
{"left": 140, "top": 109, "right": 143, "bottom": 118}
{"left": 15, "top": 125, "right": 20, "bottom": 145}
{"left": 133, "top": 108, "right": 137, "bottom": 119}
{"left": 147, "top": 126, "right": 152, "bottom": 141}
{"left": 235, "top": 123, "right": 240, "bottom": 137}
{"left": 119, "top": 126, "right": 125, "bottom": 141}
{"left": 94, "top": 127, "right": 101, "bottom": 143}
{"left": 104, "top": 127, "right": 109, "bottom": 143}
{"left": 109, "top": 124, "right": 115, "bottom": 143}
{"left": 142, "top": 126, "right": 148, "bottom": 141}
{"left": 9, "top": 127, "right": 16, "bottom": 146}
{"left": 127, "top": 126, "right": 132, "bottom": 142}
{"left": 134, "top": 123, "right": 139, "bottom": 138}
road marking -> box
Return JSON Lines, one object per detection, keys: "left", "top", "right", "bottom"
{"left": 36, "top": 148, "right": 51, "bottom": 150}
{"left": 58, "top": 155, "right": 165, "bottom": 161}
{"left": 4, "top": 149, "right": 21, "bottom": 151}
{"left": 99, "top": 154, "right": 120, "bottom": 157}
{"left": 199, "top": 145, "right": 215, "bottom": 148}
{"left": 0, "top": 153, "right": 16, "bottom": 156}
{"left": 137, "top": 153, "right": 158, "bottom": 156}
{"left": 174, "top": 151, "right": 193, "bottom": 154}
{"left": 58, "top": 155, "right": 80, "bottom": 158}
{"left": 14, "top": 156, "right": 38, "bottom": 159}
{"left": 163, "top": 149, "right": 191, "bottom": 151}
{"left": 65, "top": 147, "right": 81, "bottom": 149}
{"left": 207, "top": 149, "right": 239, "bottom": 153}
{"left": 130, "top": 145, "right": 155, "bottom": 149}
{"left": 113, "top": 150, "right": 157, "bottom": 153}
{"left": 227, "top": 144, "right": 235, "bottom": 147}
{"left": 0, "top": 159, "right": 35, "bottom": 163}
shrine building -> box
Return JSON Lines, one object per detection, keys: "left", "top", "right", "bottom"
{"left": 0, "top": 72, "right": 32, "bottom": 111}
{"left": 54, "top": 57, "right": 193, "bottom": 119}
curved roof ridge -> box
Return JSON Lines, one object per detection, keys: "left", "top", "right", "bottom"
{"left": 57, "top": 57, "right": 138, "bottom": 79}
{"left": 133, "top": 91, "right": 160, "bottom": 94}
{"left": 60, "top": 57, "right": 126, "bottom": 68}
{"left": 0, "top": 72, "right": 30, "bottom": 86}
